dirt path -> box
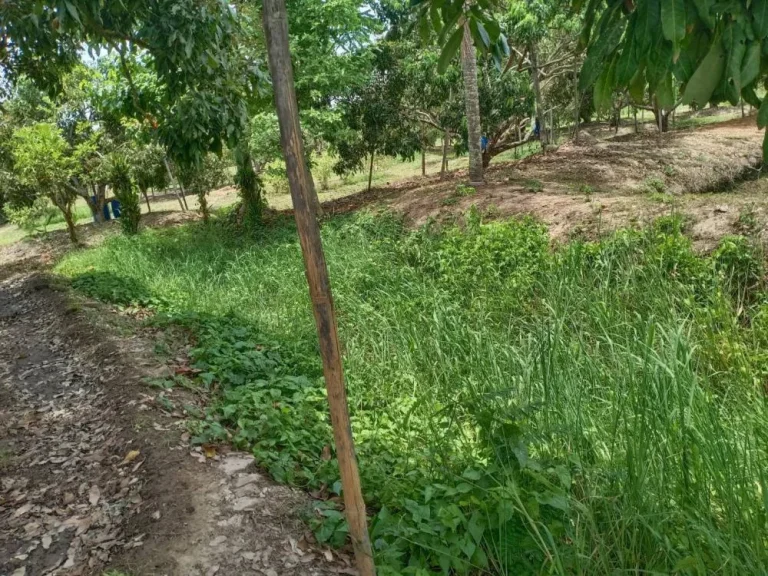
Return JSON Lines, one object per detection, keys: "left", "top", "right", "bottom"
{"left": 0, "top": 273, "right": 350, "bottom": 576}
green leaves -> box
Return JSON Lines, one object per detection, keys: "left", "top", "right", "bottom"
{"left": 753, "top": 0, "right": 768, "bottom": 39}
{"left": 580, "top": 14, "right": 626, "bottom": 90}
{"left": 740, "top": 41, "right": 761, "bottom": 87}
{"left": 692, "top": 0, "right": 715, "bottom": 29}
{"left": 757, "top": 95, "right": 768, "bottom": 128}
{"left": 594, "top": 58, "right": 616, "bottom": 112}
{"left": 655, "top": 72, "right": 675, "bottom": 109}
{"left": 661, "top": 0, "right": 687, "bottom": 43}
{"left": 722, "top": 21, "right": 747, "bottom": 104}
{"left": 438, "top": 26, "right": 464, "bottom": 74}
{"left": 634, "top": 0, "right": 661, "bottom": 53}
{"left": 682, "top": 36, "right": 725, "bottom": 105}
{"left": 763, "top": 130, "right": 768, "bottom": 162}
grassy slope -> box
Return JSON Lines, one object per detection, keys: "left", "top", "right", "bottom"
{"left": 57, "top": 211, "right": 768, "bottom": 574}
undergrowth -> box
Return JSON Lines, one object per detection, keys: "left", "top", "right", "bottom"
{"left": 58, "top": 209, "right": 768, "bottom": 575}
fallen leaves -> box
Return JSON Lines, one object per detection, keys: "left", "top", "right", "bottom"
{"left": 12, "top": 503, "right": 32, "bottom": 518}
{"left": 203, "top": 444, "right": 218, "bottom": 459}
{"left": 120, "top": 450, "right": 141, "bottom": 466}
{"left": 88, "top": 485, "right": 101, "bottom": 507}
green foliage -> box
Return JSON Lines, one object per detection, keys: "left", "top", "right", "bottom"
{"left": 3, "top": 196, "right": 58, "bottom": 234}
{"left": 577, "top": 183, "right": 595, "bottom": 196}
{"left": 736, "top": 203, "right": 760, "bottom": 236}
{"left": 108, "top": 154, "right": 141, "bottom": 235}
{"left": 233, "top": 145, "right": 265, "bottom": 226}
{"left": 643, "top": 176, "right": 667, "bottom": 194}
{"left": 10, "top": 122, "right": 79, "bottom": 240}
{"left": 0, "top": 0, "right": 264, "bottom": 166}
{"left": 580, "top": 0, "right": 768, "bottom": 158}
{"left": 712, "top": 235, "right": 764, "bottom": 301}
{"left": 11, "top": 123, "right": 73, "bottom": 202}
{"left": 455, "top": 183, "right": 476, "bottom": 197}
{"left": 412, "top": 0, "right": 511, "bottom": 70}
{"left": 58, "top": 210, "right": 768, "bottom": 574}
{"left": 129, "top": 144, "right": 168, "bottom": 195}
{"left": 524, "top": 179, "right": 543, "bottom": 193}
{"left": 331, "top": 43, "right": 422, "bottom": 177}
{"left": 178, "top": 153, "right": 230, "bottom": 222}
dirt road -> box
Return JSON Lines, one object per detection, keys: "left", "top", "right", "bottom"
{"left": 0, "top": 273, "right": 348, "bottom": 576}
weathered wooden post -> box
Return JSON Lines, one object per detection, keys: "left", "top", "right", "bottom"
{"left": 261, "top": 2, "right": 376, "bottom": 575}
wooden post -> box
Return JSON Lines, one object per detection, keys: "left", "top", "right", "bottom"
{"left": 261, "top": 2, "right": 376, "bottom": 575}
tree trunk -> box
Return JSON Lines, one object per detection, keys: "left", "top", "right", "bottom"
{"left": 440, "top": 131, "right": 450, "bottom": 177}
{"left": 141, "top": 187, "right": 152, "bottom": 213}
{"left": 261, "top": 3, "right": 375, "bottom": 575}
{"left": 197, "top": 188, "right": 209, "bottom": 223}
{"left": 85, "top": 195, "right": 102, "bottom": 223}
{"left": 368, "top": 151, "right": 375, "bottom": 192}
{"left": 573, "top": 76, "right": 581, "bottom": 140}
{"left": 529, "top": 42, "right": 547, "bottom": 148}
{"left": 460, "top": 18, "right": 484, "bottom": 184}
{"left": 235, "top": 145, "right": 265, "bottom": 225}
{"left": 164, "top": 158, "right": 187, "bottom": 211}
{"left": 420, "top": 124, "right": 426, "bottom": 177}
{"left": 56, "top": 201, "right": 77, "bottom": 244}
{"left": 652, "top": 102, "right": 670, "bottom": 133}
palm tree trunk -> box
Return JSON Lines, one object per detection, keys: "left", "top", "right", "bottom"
{"left": 460, "top": 19, "right": 484, "bottom": 184}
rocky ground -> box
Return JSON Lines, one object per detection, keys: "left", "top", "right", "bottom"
{"left": 0, "top": 273, "right": 354, "bottom": 576}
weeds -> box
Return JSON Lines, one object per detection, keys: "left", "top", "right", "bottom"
{"left": 58, "top": 211, "right": 768, "bottom": 575}
{"left": 576, "top": 183, "right": 594, "bottom": 198}
{"left": 737, "top": 203, "right": 760, "bottom": 236}
{"left": 524, "top": 179, "right": 543, "bottom": 193}
{"left": 648, "top": 191, "right": 674, "bottom": 203}
{"left": 643, "top": 176, "right": 667, "bottom": 194}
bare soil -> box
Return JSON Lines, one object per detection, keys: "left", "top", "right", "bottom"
{"left": 0, "top": 273, "right": 356, "bottom": 576}
{"left": 323, "top": 116, "right": 767, "bottom": 250}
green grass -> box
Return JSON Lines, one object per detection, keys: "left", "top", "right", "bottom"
{"left": 0, "top": 223, "right": 27, "bottom": 246}
{"left": 57, "top": 210, "right": 768, "bottom": 574}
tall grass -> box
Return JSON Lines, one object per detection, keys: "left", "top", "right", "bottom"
{"left": 57, "top": 211, "right": 768, "bottom": 574}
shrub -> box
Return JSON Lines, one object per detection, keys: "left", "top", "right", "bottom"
{"left": 713, "top": 235, "right": 763, "bottom": 302}
{"left": 736, "top": 203, "right": 760, "bottom": 236}
{"left": 109, "top": 154, "right": 141, "bottom": 235}
{"left": 524, "top": 179, "right": 543, "bottom": 193}
{"left": 577, "top": 183, "right": 595, "bottom": 196}
{"left": 643, "top": 176, "right": 666, "bottom": 194}
{"left": 3, "top": 196, "right": 58, "bottom": 234}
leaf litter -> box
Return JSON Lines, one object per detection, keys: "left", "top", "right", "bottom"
{"left": 0, "top": 273, "right": 350, "bottom": 576}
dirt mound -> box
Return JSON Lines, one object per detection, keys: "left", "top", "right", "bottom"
{"left": 329, "top": 116, "right": 767, "bottom": 249}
